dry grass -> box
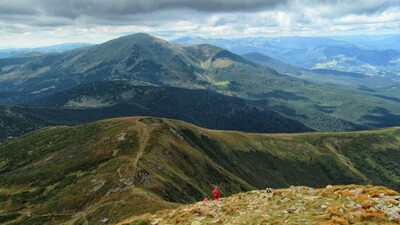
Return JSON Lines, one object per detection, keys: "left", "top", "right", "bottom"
{"left": 335, "top": 190, "right": 355, "bottom": 198}
{"left": 327, "top": 207, "right": 340, "bottom": 216}
{"left": 329, "top": 216, "right": 350, "bottom": 225}
{"left": 361, "top": 201, "right": 374, "bottom": 209}
{"left": 379, "top": 189, "right": 398, "bottom": 196}
{"left": 187, "top": 207, "right": 204, "bottom": 216}
{"left": 222, "top": 203, "right": 240, "bottom": 215}
{"left": 359, "top": 209, "right": 387, "bottom": 222}
{"left": 356, "top": 194, "right": 369, "bottom": 202}
{"left": 363, "top": 185, "right": 397, "bottom": 194}
{"left": 119, "top": 185, "right": 398, "bottom": 225}
{"left": 204, "top": 211, "right": 216, "bottom": 218}
{"left": 174, "top": 214, "right": 188, "bottom": 224}
{"left": 371, "top": 192, "right": 382, "bottom": 198}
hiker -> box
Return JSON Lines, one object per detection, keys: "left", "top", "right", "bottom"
{"left": 212, "top": 186, "right": 220, "bottom": 200}
{"left": 203, "top": 196, "right": 208, "bottom": 202}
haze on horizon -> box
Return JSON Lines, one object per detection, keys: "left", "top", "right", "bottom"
{"left": 0, "top": 0, "right": 399, "bottom": 49}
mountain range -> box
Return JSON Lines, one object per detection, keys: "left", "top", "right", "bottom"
{"left": 0, "top": 43, "right": 92, "bottom": 59}
{"left": 1, "top": 33, "right": 400, "bottom": 143}
{"left": 173, "top": 35, "right": 400, "bottom": 81}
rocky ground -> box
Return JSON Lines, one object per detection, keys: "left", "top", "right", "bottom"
{"left": 119, "top": 185, "right": 400, "bottom": 225}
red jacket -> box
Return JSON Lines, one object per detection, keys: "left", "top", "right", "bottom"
{"left": 212, "top": 188, "right": 220, "bottom": 200}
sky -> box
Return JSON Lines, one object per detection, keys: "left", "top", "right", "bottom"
{"left": 0, "top": 0, "right": 399, "bottom": 49}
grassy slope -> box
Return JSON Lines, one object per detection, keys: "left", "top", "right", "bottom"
{"left": 0, "top": 117, "right": 399, "bottom": 224}
{"left": 120, "top": 185, "right": 400, "bottom": 225}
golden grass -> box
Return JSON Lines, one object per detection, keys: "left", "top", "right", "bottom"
{"left": 329, "top": 216, "right": 350, "bottom": 225}
{"left": 381, "top": 189, "right": 398, "bottom": 196}
{"left": 356, "top": 194, "right": 370, "bottom": 202}
{"left": 327, "top": 207, "right": 340, "bottom": 216}
{"left": 187, "top": 207, "right": 204, "bottom": 216}
{"left": 359, "top": 209, "right": 387, "bottom": 222}
{"left": 174, "top": 214, "right": 188, "bottom": 224}
{"left": 361, "top": 201, "right": 374, "bottom": 209}
{"left": 221, "top": 203, "right": 240, "bottom": 215}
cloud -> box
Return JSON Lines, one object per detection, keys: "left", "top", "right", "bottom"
{"left": 0, "top": 0, "right": 398, "bottom": 27}
{"left": 0, "top": 0, "right": 287, "bottom": 18}
{"left": 0, "top": 0, "right": 399, "bottom": 48}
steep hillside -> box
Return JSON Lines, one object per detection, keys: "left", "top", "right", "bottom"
{"left": 0, "top": 117, "right": 399, "bottom": 224}
{"left": 120, "top": 185, "right": 400, "bottom": 225}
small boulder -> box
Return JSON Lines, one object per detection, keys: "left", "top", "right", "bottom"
{"left": 101, "top": 218, "right": 109, "bottom": 224}
{"left": 307, "top": 188, "right": 316, "bottom": 195}
{"left": 350, "top": 188, "right": 363, "bottom": 195}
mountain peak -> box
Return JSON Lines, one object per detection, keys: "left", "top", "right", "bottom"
{"left": 110, "top": 32, "right": 167, "bottom": 45}
{"left": 93, "top": 33, "right": 170, "bottom": 53}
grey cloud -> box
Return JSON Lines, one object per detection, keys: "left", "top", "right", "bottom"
{"left": 0, "top": 0, "right": 399, "bottom": 48}
{"left": 1, "top": 0, "right": 398, "bottom": 27}
{"left": 1, "top": 0, "right": 288, "bottom": 18}
{"left": 300, "top": 0, "right": 399, "bottom": 17}
{"left": 0, "top": 0, "right": 290, "bottom": 27}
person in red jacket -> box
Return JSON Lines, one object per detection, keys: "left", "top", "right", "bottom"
{"left": 212, "top": 186, "right": 220, "bottom": 200}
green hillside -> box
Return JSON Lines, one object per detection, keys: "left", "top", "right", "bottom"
{"left": 0, "top": 117, "right": 399, "bottom": 224}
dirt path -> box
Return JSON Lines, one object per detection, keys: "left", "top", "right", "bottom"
{"left": 132, "top": 120, "right": 159, "bottom": 170}
{"left": 115, "top": 119, "right": 159, "bottom": 186}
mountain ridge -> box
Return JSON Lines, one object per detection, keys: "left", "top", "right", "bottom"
{"left": 0, "top": 116, "right": 399, "bottom": 224}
